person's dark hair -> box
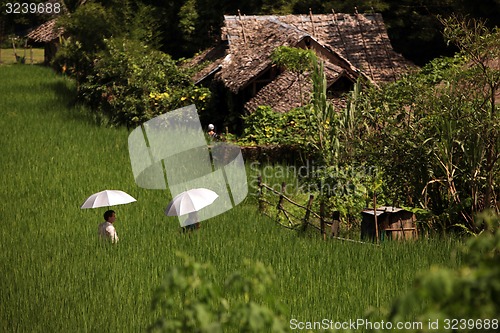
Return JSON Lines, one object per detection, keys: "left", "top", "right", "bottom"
{"left": 104, "top": 210, "right": 115, "bottom": 221}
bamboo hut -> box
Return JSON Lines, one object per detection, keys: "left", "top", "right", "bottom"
{"left": 187, "top": 12, "right": 414, "bottom": 119}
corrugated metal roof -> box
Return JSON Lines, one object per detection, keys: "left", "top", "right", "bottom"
{"left": 362, "top": 209, "right": 385, "bottom": 216}
{"left": 362, "top": 206, "right": 406, "bottom": 215}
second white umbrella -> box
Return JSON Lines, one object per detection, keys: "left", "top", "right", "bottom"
{"left": 165, "top": 188, "right": 218, "bottom": 216}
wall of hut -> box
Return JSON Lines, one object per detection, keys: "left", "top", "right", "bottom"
{"left": 361, "top": 208, "right": 417, "bottom": 241}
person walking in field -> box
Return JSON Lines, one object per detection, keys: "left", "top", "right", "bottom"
{"left": 207, "top": 124, "right": 219, "bottom": 141}
{"left": 98, "top": 210, "right": 119, "bottom": 243}
{"left": 182, "top": 211, "right": 200, "bottom": 233}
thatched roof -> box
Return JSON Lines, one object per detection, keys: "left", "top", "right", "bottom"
{"left": 27, "top": 18, "right": 64, "bottom": 43}
{"left": 267, "top": 13, "right": 413, "bottom": 82}
{"left": 191, "top": 12, "right": 414, "bottom": 113}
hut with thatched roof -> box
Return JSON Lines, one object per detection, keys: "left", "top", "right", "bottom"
{"left": 26, "top": 18, "right": 64, "bottom": 65}
{"left": 189, "top": 11, "right": 414, "bottom": 128}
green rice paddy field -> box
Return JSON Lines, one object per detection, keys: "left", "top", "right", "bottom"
{"left": 0, "top": 65, "right": 462, "bottom": 332}
{"left": 0, "top": 48, "right": 45, "bottom": 65}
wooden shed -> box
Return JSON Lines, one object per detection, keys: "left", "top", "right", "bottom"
{"left": 361, "top": 206, "right": 417, "bottom": 241}
{"left": 26, "top": 18, "right": 64, "bottom": 65}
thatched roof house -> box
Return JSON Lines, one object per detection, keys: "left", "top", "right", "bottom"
{"left": 190, "top": 12, "right": 414, "bottom": 120}
{"left": 26, "top": 18, "right": 64, "bottom": 64}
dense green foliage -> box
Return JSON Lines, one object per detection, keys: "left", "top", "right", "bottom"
{"left": 79, "top": 37, "right": 210, "bottom": 127}
{"left": 380, "top": 210, "right": 500, "bottom": 332}
{"left": 0, "top": 65, "right": 462, "bottom": 332}
{"left": 351, "top": 17, "right": 500, "bottom": 232}
{"left": 49, "top": 2, "right": 210, "bottom": 127}
{"left": 150, "top": 254, "right": 287, "bottom": 332}
{"left": 239, "top": 105, "right": 309, "bottom": 146}
{"left": 240, "top": 18, "right": 500, "bottom": 233}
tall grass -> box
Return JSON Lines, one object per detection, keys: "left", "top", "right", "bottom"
{"left": 0, "top": 65, "right": 462, "bottom": 332}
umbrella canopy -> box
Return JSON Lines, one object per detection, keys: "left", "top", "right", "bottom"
{"left": 81, "top": 190, "right": 137, "bottom": 209}
{"left": 165, "top": 188, "right": 218, "bottom": 216}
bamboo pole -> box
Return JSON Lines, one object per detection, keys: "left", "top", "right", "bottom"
{"left": 354, "top": 7, "right": 374, "bottom": 81}
{"left": 238, "top": 9, "right": 247, "bottom": 44}
{"left": 23, "top": 38, "right": 27, "bottom": 63}
{"left": 257, "top": 175, "right": 264, "bottom": 212}
{"left": 309, "top": 8, "right": 316, "bottom": 38}
{"left": 331, "top": 10, "right": 350, "bottom": 59}
{"left": 371, "top": 7, "right": 398, "bottom": 81}
{"left": 276, "top": 182, "right": 286, "bottom": 222}
{"left": 373, "top": 191, "right": 379, "bottom": 244}
{"left": 320, "top": 200, "right": 326, "bottom": 240}
{"left": 332, "top": 236, "right": 379, "bottom": 246}
{"left": 301, "top": 194, "right": 314, "bottom": 232}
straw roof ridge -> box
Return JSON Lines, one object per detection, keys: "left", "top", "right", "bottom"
{"left": 218, "top": 18, "right": 308, "bottom": 93}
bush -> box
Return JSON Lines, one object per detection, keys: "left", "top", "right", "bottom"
{"left": 377, "top": 211, "right": 500, "bottom": 333}
{"left": 79, "top": 38, "right": 210, "bottom": 127}
{"left": 239, "top": 106, "right": 309, "bottom": 146}
{"left": 149, "top": 252, "right": 287, "bottom": 333}
{"left": 52, "top": 3, "right": 115, "bottom": 80}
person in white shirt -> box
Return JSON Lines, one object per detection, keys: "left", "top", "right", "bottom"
{"left": 182, "top": 211, "right": 200, "bottom": 233}
{"left": 98, "top": 210, "right": 119, "bottom": 243}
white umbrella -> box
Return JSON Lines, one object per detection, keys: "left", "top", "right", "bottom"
{"left": 165, "top": 188, "right": 218, "bottom": 216}
{"left": 81, "top": 190, "right": 137, "bottom": 209}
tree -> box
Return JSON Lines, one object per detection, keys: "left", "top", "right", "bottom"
{"left": 271, "top": 46, "right": 316, "bottom": 107}
{"left": 350, "top": 16, "right": 500, "bottom": 232}
{"left": 441, "top": 15, "right": 500, "bottom": 216}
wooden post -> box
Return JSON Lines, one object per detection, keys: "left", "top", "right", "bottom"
{"left": 12, "top": 39, "right": 17, "bottom": 61}
{"left": 400, "top": 218, "right": 405, "bottom": 241}
{"left": 276, "top": 182, "right": 286, "bottom": 221}
{"left": 23, "top": 38, "right": 27, "bottom": 62}
{"left": 320, "top": 200, "right": 326, "bottom": 240}
{"left": 373, "top": 191, "right": 379, "bottom": 244}
{"left": 302, "top": 194, "right": 314, "bottom": 232}
{"left": 257, "top": 175, "right": 264, "bottom": 212}
{"left": 331, "top": 211, "right": 340, "bottom": 238}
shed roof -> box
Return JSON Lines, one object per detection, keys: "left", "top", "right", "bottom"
{"left": 26, "top": 18, "right": 64, "bottom": 43}
{"left": 362, "top": 206, "right": 407, "bottom": 216}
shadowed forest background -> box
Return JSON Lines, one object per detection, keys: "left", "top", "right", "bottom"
{"left": 2, "top": 0, "right": 500, "bottom": 65}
